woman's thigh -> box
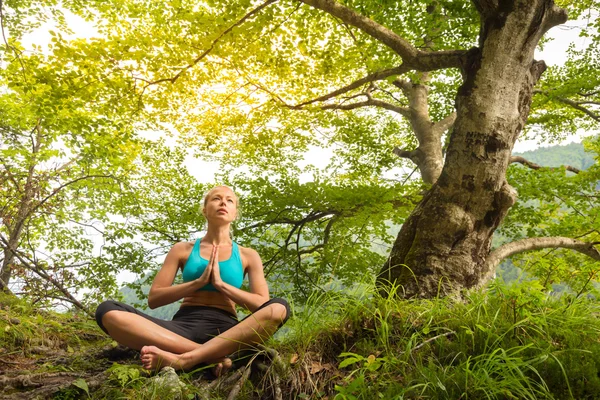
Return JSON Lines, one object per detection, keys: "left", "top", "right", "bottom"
{"left": 96, "top": 300, "right": 192, "bottom": 338}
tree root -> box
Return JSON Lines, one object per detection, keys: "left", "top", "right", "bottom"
{"left": 0, "top": 372, "right": 82, "bottom": 390}
{"left": 226, "top": 364, "right": 252, "bottom": 400}
{"left": 256, "top": 361, "right": 283, "bottom": 400}
{"left": 190, "top": 346, "right": 291, "bottom": 400}
{"left": 0, "top": 371, "right": 106, "bottom": 399}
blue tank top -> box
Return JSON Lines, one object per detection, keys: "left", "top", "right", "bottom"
{"left": 181, "top": 238, "right": 244, "bottom": 291}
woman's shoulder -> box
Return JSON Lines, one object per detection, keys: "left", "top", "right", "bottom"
{"left": 237, "top": 244, "right": 258, "bottom": 256}
{"left": 170, "top": 240, "right": 196, "bottom": 255}
{"left": 237, "top": 245, "right": 262, "bottom": 267}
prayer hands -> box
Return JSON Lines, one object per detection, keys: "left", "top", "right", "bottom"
{"left": 195, "top": 246, "right": 214, "bottom": 287}
{"left": 210, "top": 245, "right": 224, "bottom": 289}
{"left": 194, "top": 244, "right": 225, "bottom": 290}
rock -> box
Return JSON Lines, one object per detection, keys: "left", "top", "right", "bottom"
{"left": 145, "top": 366, "right": 186, "bottom": 399}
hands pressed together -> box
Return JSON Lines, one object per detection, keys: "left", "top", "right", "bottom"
{"left": 195, "top": 244, "right": 225, "bottom": 290}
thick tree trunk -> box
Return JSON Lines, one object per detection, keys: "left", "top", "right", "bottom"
{"left": 377, "top": 0, "right": 567, "bottom": 298}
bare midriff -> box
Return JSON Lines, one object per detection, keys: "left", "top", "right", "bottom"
{"left": 180, "top": 286, "right": 237, "bottom": 316}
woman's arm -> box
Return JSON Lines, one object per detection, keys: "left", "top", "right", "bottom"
{"left": 147, "top": 242, "right": 214, "bottom": 309}
{"left": 211, "top": 246, "right": 269, "bottom": 312}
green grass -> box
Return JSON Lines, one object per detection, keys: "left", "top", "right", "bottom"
{"left": 3, "top": 278, "right": 600, "bottom": 399}
{"left": 279, "top": 278, "right": 600, "bottom": 399}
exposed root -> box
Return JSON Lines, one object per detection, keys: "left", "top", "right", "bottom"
{"left": 227, "top": 364, "right": 252, "bottom": 400}
{"left": 193, "top": 367, "right": 244, "bottom": 400}
{"left": 272, "top": 368, "right": 283, "bottom": 400}
{"left": 0, "top": 371, "right": 106, "bottom": 399}
{"left": 0, "top": 372, "right": 82, "bottom": 390}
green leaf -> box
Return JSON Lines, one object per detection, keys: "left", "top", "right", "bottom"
{"left": 339, "top": 357, "right": 362, "bottom": 369}
{"left": 71, "top": 378, "right": 89, "bottom": 395}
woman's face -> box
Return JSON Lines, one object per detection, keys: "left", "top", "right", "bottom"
{"left": 203, "top": 186, "right": 238, "bottom": 223}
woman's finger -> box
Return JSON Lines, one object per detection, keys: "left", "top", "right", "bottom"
{"left": 208, "top": 245, "right": 216, "bottom": 265}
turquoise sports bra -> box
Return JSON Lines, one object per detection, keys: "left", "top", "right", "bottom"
{"left": 181, "top": 238, "right": 244, "bottom": 291}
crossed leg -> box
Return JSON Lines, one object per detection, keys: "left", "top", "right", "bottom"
{"left": 99, "top": 310, "right": 232, "bottom": 373}
{"left": 140, "top": 302, "right": 288, "bottom": 371}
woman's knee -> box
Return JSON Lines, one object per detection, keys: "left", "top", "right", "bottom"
{"left": 95, "top": 300, "right": 124, "bottom": 333}
{"left": 261, "top": 297, "right": 290, "bottom": 326}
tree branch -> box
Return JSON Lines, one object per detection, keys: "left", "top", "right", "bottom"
{"left": 556, "top": 97, "right": 600, "bottom": 121}
{"left": 0, "top": 234, "right": 92, "bottom": 316}
{"left": 25, "top": 174, "right": 120, "bottom": 220}
{"left": 579, "top": 90, "right": 600, "bottom": 97}
{"left": 432, "top": 112, "right": 457, "bottom": 136}
{"left": 321, "top": 97, "right": 411, "bottom": 117}
{"left": 393, "top": 147, "right": 419, "bottom": 163}
{"left": 534, "top": 89, "right": 600, "bottom": 122}
{"left": 1, "top": 162, "right": 22, "bottom": 192}
{"left": 482, "top": 237, "right": 600, "bottom": 285}
{"left": 299, "top": 0, "right": 417, "bottom": 60}
{"left": 294, "top": 65, "right": 409, "bottom": 107}
{"left": 298, "top": 0, "right": 465, "bottom": 70}
{"left": 510, "top": 155, "right": 581, "bottom": 174}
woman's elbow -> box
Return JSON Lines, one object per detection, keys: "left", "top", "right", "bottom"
{"left": 147, "top": 292, "right": 160, "bottom": 309}
{"left": 252, "top": 295, "right": 270, "bottom": 311}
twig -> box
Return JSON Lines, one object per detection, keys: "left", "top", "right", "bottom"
{"left": 272, "top": 369, "right": 283, "bottom": 400}
{"left": 407, "top": 331, "right": 456, "bottom": 354}
{"left": 227, "top": 365, "right": 252, "bottom": 400}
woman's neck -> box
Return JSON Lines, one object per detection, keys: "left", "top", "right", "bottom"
{"left": 203, "top": 224, "right": 232, "bottom": 245}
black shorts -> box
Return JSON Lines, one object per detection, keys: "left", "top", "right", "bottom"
{"left": 95, "top": 297, "right": 290, "bottom": 344}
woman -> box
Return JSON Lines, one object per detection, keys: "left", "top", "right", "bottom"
{"left": 95, "top": 186, "right": 289, "bottom": 372}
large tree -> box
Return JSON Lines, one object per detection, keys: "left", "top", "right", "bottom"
{"left": 4, "top": 0, "right": 600, "bottom": 300}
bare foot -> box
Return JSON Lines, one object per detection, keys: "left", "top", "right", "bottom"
{"left": 140, "top": 345, "right": 191, "bottom": 371}
{"left": 211, "top": 357, "right": 233, "bottom": 377}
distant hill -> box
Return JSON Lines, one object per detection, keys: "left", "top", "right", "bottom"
{"left": 499, "top": 140, "right": 597, "bottom": 285}
{"left": 513, "top": 141, "right": 596, "bottom": 170}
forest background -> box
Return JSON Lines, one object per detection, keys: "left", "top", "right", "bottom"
{"left": 2, "top": 0, "right": 600, "bottom": 399}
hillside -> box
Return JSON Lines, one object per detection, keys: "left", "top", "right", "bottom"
{"left": 2, "top": 280, "right": 600, "bottom": 399}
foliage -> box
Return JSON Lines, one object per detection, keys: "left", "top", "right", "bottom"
{"left": 282, "top": 279, "right": 600, "bottom": 399}
{"left": 0, "top": 290, "right": 107, "bottom": 361}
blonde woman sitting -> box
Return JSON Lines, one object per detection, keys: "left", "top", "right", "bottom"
{"left": 95, "top": 186, "right": 289, "bottom": 372}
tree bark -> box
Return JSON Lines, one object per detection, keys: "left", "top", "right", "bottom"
{"left": 377, "top": 0, "right": 568, "bottom": 298}
{"left": 0, "top": 126, "right": 42, "bottom": 292}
